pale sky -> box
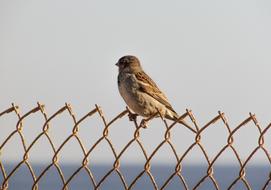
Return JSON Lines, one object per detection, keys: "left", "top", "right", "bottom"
{"left": 1, "top": 0, "right": 271, "bottom": 164}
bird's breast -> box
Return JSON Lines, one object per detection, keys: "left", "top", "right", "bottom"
{"left": 118, "top": 73, "right": 138, "bottom": 102}
{"left": 117, "top": 73, "right": 146, "bottom": 113}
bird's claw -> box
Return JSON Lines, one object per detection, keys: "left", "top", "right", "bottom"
{"left": 139, "top": 119, "right": 148, "bottom": 128}
{"left": 128, "top": 112, "right": 138, "bottom": 121}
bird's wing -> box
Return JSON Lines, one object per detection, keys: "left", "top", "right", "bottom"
{"left": 135, "top": 71, "right": 177, "bottom": 114}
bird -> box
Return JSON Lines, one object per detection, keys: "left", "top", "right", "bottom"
{"left": 116, "top": 55, "right": 180, "bottom": 128}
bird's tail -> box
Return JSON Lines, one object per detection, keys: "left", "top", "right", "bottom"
{"left": 165, "top": 112, "right": 195, "bottom": 133}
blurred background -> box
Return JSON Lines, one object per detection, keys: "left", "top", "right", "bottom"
{"left": 1, "top": 0, "right": 271, "bottom": 166}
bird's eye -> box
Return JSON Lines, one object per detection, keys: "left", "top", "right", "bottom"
{"left": 121, "top": 63, "right": 127, "bottom": 68}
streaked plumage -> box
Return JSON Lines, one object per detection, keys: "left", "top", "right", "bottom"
{"left": 116, "top": 55, "right": 178, "bottom": 120}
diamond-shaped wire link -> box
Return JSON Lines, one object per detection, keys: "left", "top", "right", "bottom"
{"left": 0, "top": 103, "right": 270, "bottom": 190}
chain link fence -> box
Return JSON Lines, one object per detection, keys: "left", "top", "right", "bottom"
{"left": 0, "top": 103, "right": 270, "bottom": 190}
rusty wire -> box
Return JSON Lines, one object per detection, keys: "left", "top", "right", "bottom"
{"left": 0, "top": 103, "right": 270, "bottom": 190}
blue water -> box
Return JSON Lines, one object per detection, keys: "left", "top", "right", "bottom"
{"left": 1, "top": 164, "right": 270, "bottom": 190}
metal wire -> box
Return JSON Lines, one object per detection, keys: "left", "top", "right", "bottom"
{"left": 0, "top": 103, "right": 270, "bottom": 190}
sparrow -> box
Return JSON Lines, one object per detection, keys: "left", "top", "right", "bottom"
{"left": 116, "top": 55, "right": 179, "bottom": 127}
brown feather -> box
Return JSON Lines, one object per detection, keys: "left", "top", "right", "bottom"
{"left": 135, "top": 71, "right": 177, "bottom": 115}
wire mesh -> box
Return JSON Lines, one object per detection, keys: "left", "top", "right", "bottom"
{"left": 0, "top": 103, "right": 270, "bottom": 190}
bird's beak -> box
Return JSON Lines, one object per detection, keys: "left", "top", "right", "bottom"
{"left": 115, "top": 62, "right": 119, "bottom": 67}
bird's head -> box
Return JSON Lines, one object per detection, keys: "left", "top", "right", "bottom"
{"left": 116, "top": 55, "right": 142, "bottom": 73}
